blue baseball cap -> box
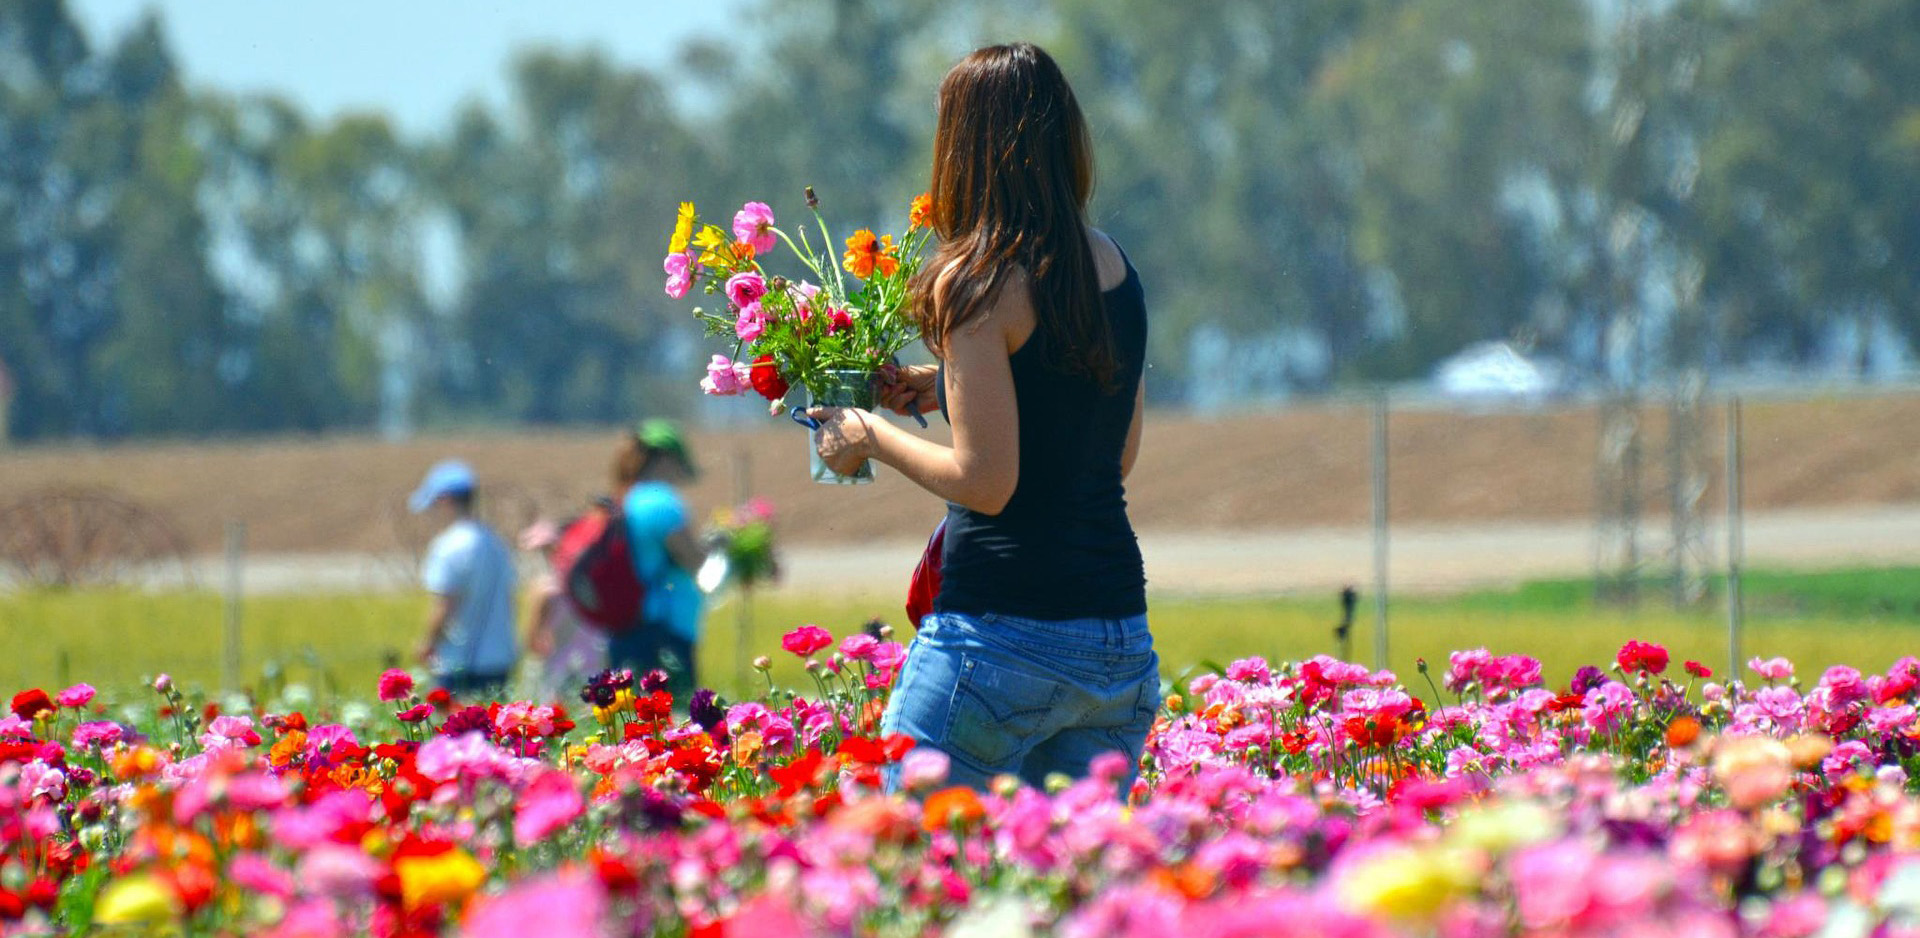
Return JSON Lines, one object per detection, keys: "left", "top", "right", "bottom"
{"left": 408, "top": 460, "right": 476, "bottom": 513}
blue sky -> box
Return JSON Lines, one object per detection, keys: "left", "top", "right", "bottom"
{"left": 67, "top": 0, "right": 742, "bottom": 133}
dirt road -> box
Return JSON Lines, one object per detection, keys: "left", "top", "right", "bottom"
{"left": 173, "top": 504, "right": 1918, "bottom": 598}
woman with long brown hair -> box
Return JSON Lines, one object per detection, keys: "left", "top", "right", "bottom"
{"left": 808, "top": 42, "right": 1155, "bottom": 792}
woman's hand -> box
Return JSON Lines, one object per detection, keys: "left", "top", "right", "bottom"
{"left": 876, "top": 363, "right": 939, "bottom": 417}
{"left": 806, "top": 406, "right": 881, "bottom": 475}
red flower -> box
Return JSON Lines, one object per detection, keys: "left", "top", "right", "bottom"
{"left": 9, "top": 689, "right": 52, "bottom": 721}
{"left": 1616, "top": 640, "right": 1670, "bottom": 675}
{"left": 749, "top": 355, "right": 789, "bottom": 401}
{"left": 1684, "top": 660, "right": 1712, "bottom": 679}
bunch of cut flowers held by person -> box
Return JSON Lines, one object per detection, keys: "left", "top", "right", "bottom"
{"left": 666, "top": 188, "right": 935, "bottom": 410}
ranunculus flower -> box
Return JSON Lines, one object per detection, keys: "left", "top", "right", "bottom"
{"left": 781, "top": 625, "right": 833, "bottom": 657}
{"left": 466, "top": 872, "right": 605, "bottom": 938}
{"left": 55, "top": 684, "right": 95, "bottom": 709}
{"left": 377, "top": 669, "right": 415, "bottom": 703}
{"left": 748, "top": 355, "right": 789, "bottom": 401}
{"left": 663, "top": 251, "right": 698, "bottom": 299}
{"left": 827, "top": 306, "right": 854, "bottom": 334}
{"left": 731, "top": 201, "right": 777, "bottom": 255}
{"left": 1749, "top": 656, "right": 1795, "bottom": 681}
{"left": 1615, "top": 640, "right": 1668, "bottom": 675}
{"left": 839, "top": 633, "right": 880, "bottom": 662}
{"left": 735, "top": 302, "right": 766, "bottom": 343}
{"left": 1684, "top": 660, "right": 1712, "bottom": 679}
{"left": 397, "top": 703, "right": 434, "bottom": 723}
{"left": 725, "top": 271, "right": 767, "bottom": 309}
{"left": 73, "top": 721, "right": 123, "bottom": 749}
{"left": 701, "top": 354, "right": 750, "bottom": 396}
{"left": 513, "top": 770, "right": 585, "bottom": 846}
{"left": 10, "top": 689, "right": 53, "bottom": 721}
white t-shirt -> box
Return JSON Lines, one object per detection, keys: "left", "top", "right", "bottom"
{"left": 422, "top": 518, "right": 518, "bottom": 675}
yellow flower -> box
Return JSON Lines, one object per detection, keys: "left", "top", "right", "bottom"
{"left": 396, "top": 849, "right": 486, "bottom": 911}
{"left": 93, "top": 874, "right": 182, "bottom": 925}
{"left": 1336, "top": 845, "right": 1476, "bottom": 921}
{"left": 1447, "top": 801, "right": 1558, "bottom": 853}
{"left": 669, "top": 201, "right": 696, "bottom": 255}
{"left": 693, "top": 224, "right": 732, "bottom": 267}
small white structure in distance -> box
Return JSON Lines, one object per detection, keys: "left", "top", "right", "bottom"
{"left": 1432, "top": 341, "right": 1563, "bottom": 402}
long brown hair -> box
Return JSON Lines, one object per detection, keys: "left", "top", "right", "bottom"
{"left": 909, "top": 43, "right": 1117, "bottom": 390}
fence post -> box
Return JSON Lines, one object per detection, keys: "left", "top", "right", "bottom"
{"left": 1371, "top": 391, "right": 1390, "bottom": 671}
{"left": 223, "top": 520, "right": 245, "bottom": 693}
{"left": 734, "top": 450, "right": 752, "bottom": 697}
{"left": 1725, "top": 398, "right": 1744, "bottom": 678}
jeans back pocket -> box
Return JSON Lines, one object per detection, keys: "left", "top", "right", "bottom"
{"left": 945, "top": 653, "right": 1062, "bottom": 771}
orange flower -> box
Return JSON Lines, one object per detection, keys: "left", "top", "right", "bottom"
{"left": 909, "top": 193, "right": 933, "bottom": 230}
{"left": 1665, "top": 716, "right": 1702, "bottom": 748}
{"left": 268, "top": 730, "right": 306, "bottom": 770}
{"left": 843, "top": 229, "right": 899, "bottom": 279}
{"left": 921, "top": 785, "right": 985, "bottom": 832}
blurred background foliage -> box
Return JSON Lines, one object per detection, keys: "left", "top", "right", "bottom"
{"left": 2, "top": 0, "right": 1916, "bottom": 441}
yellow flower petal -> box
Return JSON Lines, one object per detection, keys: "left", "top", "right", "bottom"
{"left": 669, "top": 201, "right": 696, "bottom": 255}
{"left": 94, "top": 874, "right": 182, "bottom": 924}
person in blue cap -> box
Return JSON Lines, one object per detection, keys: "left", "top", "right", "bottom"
{"left": 409, "top": 459, "right": 519, "bottom": 698}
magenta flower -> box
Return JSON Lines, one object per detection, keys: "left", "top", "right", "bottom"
{"left": 725, "top": 271, "right": 768, "bottom": 309}
{"left": 827, "top": 306, "right": 854, "bottom": 334}
{"left": 781, "top": 624, "right": 833, "bottom": 657}
{"left": 735, "top": 302, "right": 767, "bottom": 343}
{"left": 1615, "top": 640, "right": 1669, "bottom": 675}
{"left": 72, "top": 721, "right": 122, "bottom": 749}
{"left": 701, "top": 354, "right": 750, "bottom": 396}
{"left": 377, "top": 669, "right": 414, "bottom": 703}
{"left": 1749, "top": 656, "right": 1795, "bottom": 681}
{"left": 514, "top": 769, "right": 585, "bottom": 845}
{"left": 663, "top": 251, "right": 699, "bottom": 299}
{"left": 55, "top": 683, "right": 95, "bottom": 709}
{"left": 731, "top": 201, "right": 777, "bottom": 256}
{"left": 397, "top": 703, "right": 433, "bottom": 723}
{"left": 839, "top": 633, "right": 880, "bottom": 662}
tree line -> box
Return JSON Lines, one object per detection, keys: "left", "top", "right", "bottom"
{"left": 2, "top": 0, "right": 1914, "bottom": 441}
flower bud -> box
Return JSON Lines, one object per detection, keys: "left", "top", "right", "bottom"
{"left": 752, "top": 656, "right": 772, "bottom": 672}
{"left": 804, "top": 186, "right": 818, "bottom": 209}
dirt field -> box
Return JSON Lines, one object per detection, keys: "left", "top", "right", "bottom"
{"left": 1, "top": 392, "right": 1917, "bottom": 557}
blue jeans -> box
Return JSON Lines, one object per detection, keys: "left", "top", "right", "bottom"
{"left": 880, "top": 610, "right": 1159, "bottom": 793}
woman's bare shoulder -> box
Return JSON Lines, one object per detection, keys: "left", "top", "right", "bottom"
{"left": 1087, "top": 227, "right": 1127, "bottom": 291}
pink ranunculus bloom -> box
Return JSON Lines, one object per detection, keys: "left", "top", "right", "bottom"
{"left": 663, "top": 250, "right": 699, "bottom": 299}
{"left": 899, "top": 748, "right": 949, "bottom": 790}
{"left": 377, "top": 669, "right": 414, "bottom": 703}
{"left": 55, "top": 683, "right": 95, "bottom": 709}
{"left": 72, "top": 721, "right": 123, "bottom": 749}
{"left": 397, "top": 703, "right": 433, "bottom": 723}
{"left": 1761, "top": 893, "right": 1828, "bottom": 938}
{"left": 701, "top": 354, "right": 750, "bottom": 396}
{"left": 732, "top": 201, "right": 777, "bottom": 255}
{"left": 261, "top": 900, "right": 345, "bottom": 938}
{"left": 0, "top": 715, "right": 32, "bottom": 739}
{"left": 228, "top": 852, "right": 296, "bottom": 901}
{"left": 725, "top": 271, "right": 768, "bottom": 309}
{"left": 867, "top": 641, "right": 907, "bottom": 671}
{"left": 735, "top": 302, "right": 767, "bottom": 343}
{"left": 791, "top": 280, "right": 821, "bottom": 320}
{"left": 1749, "top": 656, "right": 1795, "bottom": 681}
{"left": 827, "top": 306, "right": 854, "bottom": 334}
{"left": 839, "top": 633, "right": 880, "bottom": 662}
{"left": 1448, "top": 648, "right": 1493, "bottom": 692}
{"left": 203, "top": 715, "right": 263, "bottom": 749}
{"left": 514, "top": 769, "right": 586, "bottom": 845}
{"left": 1225, "top": 657, "right": 1272, "bottom": 683}
{"left": 781, "top": 624, "right": 833, "bottom": 657}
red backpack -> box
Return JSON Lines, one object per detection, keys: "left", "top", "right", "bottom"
{"left": 552, "top": 503, "right": 646, "bottom": 633}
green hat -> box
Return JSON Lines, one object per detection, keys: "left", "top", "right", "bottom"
{"left": 636, "top": 419, "right": 696, "bottom": 474}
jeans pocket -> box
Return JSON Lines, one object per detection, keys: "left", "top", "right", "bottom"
{"left": 944, "top": 653, "right": 1061, "bottom": 770}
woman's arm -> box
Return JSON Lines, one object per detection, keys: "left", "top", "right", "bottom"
{"left": 811, "top": 283, "right": 1025, "bottom": 514}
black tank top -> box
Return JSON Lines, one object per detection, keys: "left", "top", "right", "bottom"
{"left": 933, "top": 247, "right": 1148, "bottom": 620}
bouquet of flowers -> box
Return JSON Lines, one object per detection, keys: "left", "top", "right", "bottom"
{"left": 695, "top": 497, "right": 779, "bottom": 593}
{"left": 663, "top": 189, "right": 932, "bottom": 412}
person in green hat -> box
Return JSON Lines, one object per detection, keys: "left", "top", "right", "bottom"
{"left": 609, "top": 420, "right": 707, "bottom": 699}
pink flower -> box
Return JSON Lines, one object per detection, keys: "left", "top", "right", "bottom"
{"left": 153, "top": 673, "right": 172, "bottom": 693}
{"left": 229, "top": 852, "right": 295, "bottom": 901}
{"left": 377, "top": 669, "right": 414, "bottom": 703}
{"left": 202, "top": 715, "right": 262, "bottom": 749}
{"left": 791, "top": 280, "right": 820, "bottom": 320}
{"left": 1749, "top": 656, "right": 1794, "bottom": 681}
{"left": 55, "top": 683, "right": 95, "bottom": 709}
{"left": 514, "top": 770, "right": 585, "bottom": 845}
{"left": 781, "top": 624, "right": 833, "bottom": 657}
{"left": 827, "top": 306, "right": 854, "bottom": 334}
{"left": 397, "top": 703, "right": 433, "bottom": 723}
{"left": 72, "top": 721, "right": 123, "bottom": 749}
{"left": 868, "top": 641, "right": 907, "bottom": 672}
{"left": 839, "top": 633, "right": 880, "bottom": 662}
{"left": 735, "top": 302, "right": 767, "bottom": 343}
{"left": 731, "top": 202, "right": 777, "bottom": 255}
{"left": 1225, "top": 657, "right": 1272, "bottom": 683}
{"left": 701, "top": 354, "right": 750, "bottom": 396}
{"left": 663, "top": 251, "right": 699, "bottom": 299}
{"left": 725, "top": 271, "right": 768, "bottom": 309}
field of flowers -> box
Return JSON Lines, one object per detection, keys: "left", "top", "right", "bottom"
{"left": 7, "top": 623, "right": 1920, "bottom": 937}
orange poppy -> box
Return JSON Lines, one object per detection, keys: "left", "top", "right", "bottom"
{"left": 842, "top": 229, "right": 899, "bottom": 279}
